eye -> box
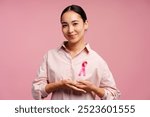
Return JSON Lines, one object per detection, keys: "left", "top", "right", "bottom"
{"left": 62, "top": 24, "right": 67, "bottom": 28}
{"left": 73, "top": 23, "right": 78, "bottom": 26}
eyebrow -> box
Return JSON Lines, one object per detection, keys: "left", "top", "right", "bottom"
{"left": 61, "top": 20, "right": 79, "bottom": 24}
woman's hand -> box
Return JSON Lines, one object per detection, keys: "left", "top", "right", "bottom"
{"left": 75, "top": 80, "right": 95, "bottom": 92}
{"left": 60, "top": 79, "right": 87, "bottom": 93}
{"left": 76, "top": 80, "right": 105, "bottom": 98}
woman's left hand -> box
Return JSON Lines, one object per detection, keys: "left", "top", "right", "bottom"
{"left": 75, "top": 80, "right": 96, "bottom": 92}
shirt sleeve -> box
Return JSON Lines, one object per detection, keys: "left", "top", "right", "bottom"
{"left": 32, "top": 54, "right": 49, "bottom": 100}
{"left": 99, "top": 61, "right": 121, "bottom": 100}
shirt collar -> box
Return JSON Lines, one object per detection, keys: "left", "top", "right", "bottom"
{"left": 57, "top": 41, "right": 92, "bottom": 54}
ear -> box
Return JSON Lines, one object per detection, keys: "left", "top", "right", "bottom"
{"left": 84, "top": 20, "right": 88, "bottom": 31}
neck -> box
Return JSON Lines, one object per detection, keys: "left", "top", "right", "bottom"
{"left": 66, "top": 40, "right": 86, "bottom": 58}
{"left": 67, "top": 40, "right": 85, "bottom": 53}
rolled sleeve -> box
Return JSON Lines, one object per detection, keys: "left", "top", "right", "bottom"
{"left": 32, "top": 54, "right": 49, "bottom": 100}
{"left": 32, "top": 78, "right": 48, "bottom": 99}
{"left": 101, "top": 88, "right": 120, "bottom": 100}
{"left": 100, "top": 61, "right": 121, "bottom": 100}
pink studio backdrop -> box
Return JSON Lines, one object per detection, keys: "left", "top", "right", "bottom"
{"left": 0, "top": 0, "right": 150, "bottom": 100}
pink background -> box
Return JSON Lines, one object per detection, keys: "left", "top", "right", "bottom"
{"left": 0, "top": 0, "right": 150, "bottom": 100}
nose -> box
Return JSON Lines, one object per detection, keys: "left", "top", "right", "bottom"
{"left": 68, "top": 25, "right": 74, "bottom": 33}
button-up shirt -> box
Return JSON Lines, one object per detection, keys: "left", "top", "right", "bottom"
{"left": 32, "top": 42, "right": 120, "bottom": 100}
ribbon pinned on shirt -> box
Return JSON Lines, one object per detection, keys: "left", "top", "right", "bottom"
{"left": 78, "top": 61, "right": 88, "bottom": 76}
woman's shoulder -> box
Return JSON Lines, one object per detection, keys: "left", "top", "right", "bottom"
{"left": 44, "top": 48, "right": 61, "bottom": 58}
{"left": 47, "top": 48, "right": 58, "bottom": 53}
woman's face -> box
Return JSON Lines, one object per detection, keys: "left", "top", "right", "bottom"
{"left": 61, "top": 11, "right": 88, "bottom": 44}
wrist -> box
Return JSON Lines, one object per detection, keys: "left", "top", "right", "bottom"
{"left": 91, "top": 85, "right": 98, "bottom": 92}
{"left": 57, "top": 80, "right": 64, "bottom": 88}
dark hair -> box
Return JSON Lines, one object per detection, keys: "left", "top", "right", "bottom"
{"left": 60, "top": 5, "right": 87, "bottom": 22}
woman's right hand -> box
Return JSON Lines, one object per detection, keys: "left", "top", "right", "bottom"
{"left": 60, "top": 79, "right": 87, "bottom": 93}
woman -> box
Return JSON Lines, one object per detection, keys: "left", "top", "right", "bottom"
{"left": 32, "top": 5, "right": 120, "bottom": 100}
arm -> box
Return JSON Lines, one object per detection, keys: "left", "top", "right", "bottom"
{"left": 76, "top": 78, "right": 120, "bottom": 100}
{"left": 32, "top": 54, "right": 49, "bottom": 100}
{"left": 32, "top": 77, "right": 49, "bottom": 99}
{"left": 98, "top": 62, "right": 121, "bottom": 100}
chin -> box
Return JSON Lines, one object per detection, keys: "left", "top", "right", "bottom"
{"left": 68, "top": 39, "right": 80, "bottom": 44}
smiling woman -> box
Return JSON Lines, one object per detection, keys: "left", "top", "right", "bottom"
{"left": 60, "top": 6, "right": 88, "bottom": 58}
{"left": 32, "top": 5, "right": 120, "bottom": 100}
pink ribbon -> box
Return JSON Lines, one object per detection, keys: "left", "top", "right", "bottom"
{"left": 78, "top": 61, "right": 88, "bottom": 76}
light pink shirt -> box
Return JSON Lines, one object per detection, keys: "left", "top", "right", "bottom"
{"left": 32, "top": 43, "right": 120, "bottom": 100}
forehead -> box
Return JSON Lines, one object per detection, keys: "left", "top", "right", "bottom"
{"left": 61, "top": 11, "right": 82, "bottom": 23}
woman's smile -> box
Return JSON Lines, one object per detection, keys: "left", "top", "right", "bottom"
{"left": 68, "top": 34, "right": 77, "bottom": 38}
